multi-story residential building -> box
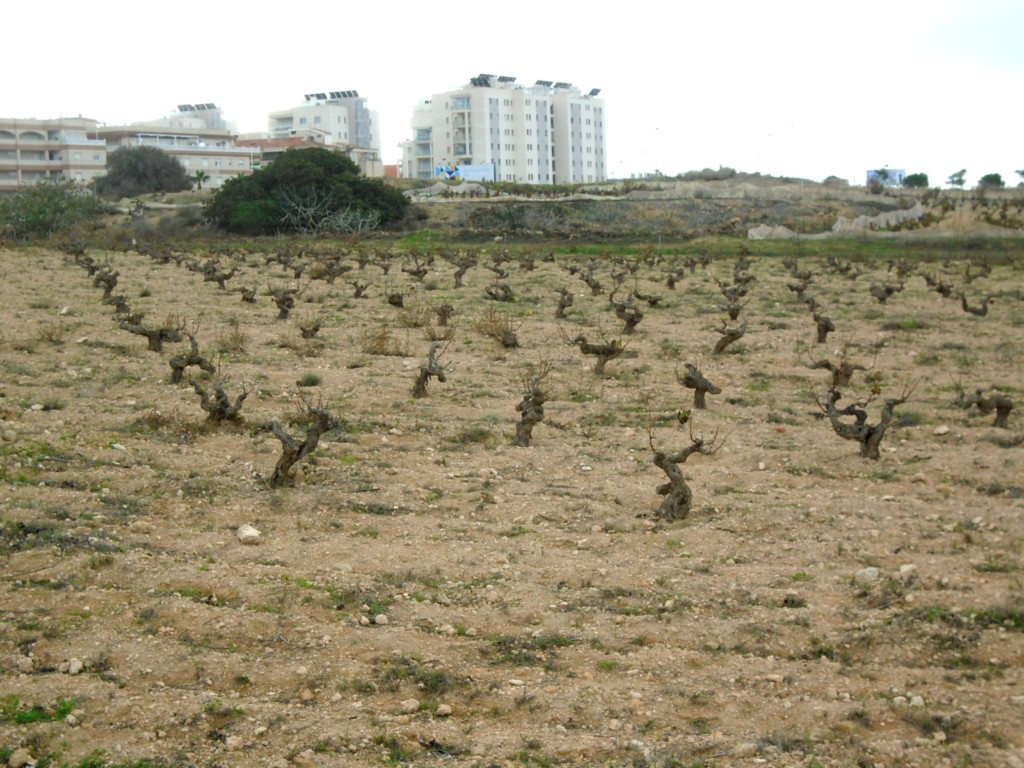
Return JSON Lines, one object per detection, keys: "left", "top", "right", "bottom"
{"left": 96, "top": 104, "right": 256, "bottom": 190}
{"left": 404, "top": 101, "right": 436, "bottom": 181}
{"left": 0, "top": 117, "right": 107, "bottom": 189}
{"left": 267, "top": 91, "right": 383, "bottom": 177}
{"left": 400, "top": 74, "right": 606, "bottom": 185}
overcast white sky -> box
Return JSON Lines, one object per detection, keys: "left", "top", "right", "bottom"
{"left": 5, "top": 0, "right": 1022, "bottom": 186}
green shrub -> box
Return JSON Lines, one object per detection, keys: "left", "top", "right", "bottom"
{"left": 0, "top": 180, "right": 107, "bottom": 240}
{"left": 206, "top": 147, "right": 408, "bottom": 235}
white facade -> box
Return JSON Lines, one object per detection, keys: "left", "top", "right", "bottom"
{"left": 866, "top": 168, "right": 906, "bottom": 186}
{"left": 268, "top": 92, "right": 382, "bottom": 176}
{"left": 98, "top": 106, "right": 254, "bottom": 191}
{"left": 0, "top": 117, "right": 107, "bottom": 189}
{"left": 401, "top": 75, "right": 606, "bottom": 185}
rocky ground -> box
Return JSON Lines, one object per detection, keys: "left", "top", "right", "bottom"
{"left": 1, "top": 238, "right": 1022, "bottom": 768}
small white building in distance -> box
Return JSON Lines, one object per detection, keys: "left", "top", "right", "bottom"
{"left": 866, "top": 168, "right": 905, "bottom": 186}
{"left": 401, "top": 74, "right": 606, "bottom": 185}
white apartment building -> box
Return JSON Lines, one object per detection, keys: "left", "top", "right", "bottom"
{"left": 401, "top": 74, "right": 606, "bottom": 185}
{"left": 0, "top": 117, "right": 107, "bottom": 189}
{"left": 97, "top": 105, "right": 255, "bottom": 190}
{"left": 267, "top": 91, "right": 383, "bottom": 177}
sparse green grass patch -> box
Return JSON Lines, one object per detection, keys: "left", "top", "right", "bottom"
{"left": 491, "top": 633, "right": 576, "bottom": 667}
{"left": 373, "top": 654, "right": 457, "bottom": 697}
{"left": 881, "top": 318, "right": 928, "bottom": 332}
{"left": 1, "top": 694, "right": 77, "bottom": 724}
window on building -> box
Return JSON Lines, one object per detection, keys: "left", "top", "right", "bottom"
{"left": 299, "top": 117, "right": 307, "bottom": 125}
{"left": 201, "top": 159, "right": 209, "bottom": 167}
{"left": 314, "top": 116, "right": 321, "bottom": 125}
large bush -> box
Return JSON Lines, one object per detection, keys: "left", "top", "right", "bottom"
{"left": 678, "top": 167, "right": 737, "bottom": 182}
{"left": 903, "top": 173, "right": 929, "bottom": 189}
{"left": 0, "top": 180, "right": 108, "bottom": 240}
{"left": 977, "top": 173, "right": 1005, "bottom": 190}
{"left": 205, "top": 147, "right": 408, "bottom": 236}
{"left": 94, "top": 146, "right": 192, "bottom": 199}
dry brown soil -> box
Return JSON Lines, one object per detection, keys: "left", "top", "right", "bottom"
{"left": 1, "top": 243, "right": 1022, "bottom": 768}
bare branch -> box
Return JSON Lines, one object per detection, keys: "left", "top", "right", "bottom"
{"left": 648, "top": 423, "right": 722, "bottom": 520}
{"left": 268, "top": 404, "right": 340, "bottom": 486}
{"left": 412, "top": 342, "right": 450, "bottom": 398}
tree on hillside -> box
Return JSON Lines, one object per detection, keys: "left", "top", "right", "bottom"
{"left": 94, "top": 146, "right": 191, "bottom": 199}
{"left": 205, "top": 147, "right": 409, "bottom": 235}
{"left": 903, "top": 173, "right": 929, "bottom": 189}
{"left": 947, "top": 169, "right": 967, "bottom": 189}
{"left": 1016, "top": 170, "right": 1024, "bottom": 187}
{"left": 977, "top": 173, "right": 1005, "bottom": 190}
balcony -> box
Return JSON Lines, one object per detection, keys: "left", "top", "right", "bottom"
{"left": 61, "top": 138, "right": 106, "bottom": 147}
